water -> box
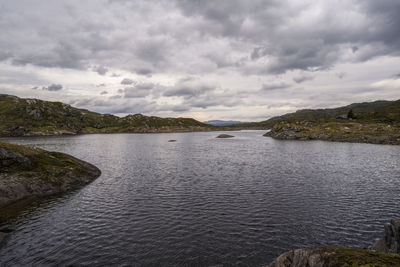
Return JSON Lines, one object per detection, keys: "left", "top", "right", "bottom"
{"left": 1, "top": 130, "right": 400, "bottom": 266}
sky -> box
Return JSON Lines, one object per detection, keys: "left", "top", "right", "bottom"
{"left": 0, "top": 0, "right": 399, "bottom": 121}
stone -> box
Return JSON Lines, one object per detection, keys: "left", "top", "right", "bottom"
{"left": 267, "top": 247, "right": 400, "bottom": 267}
{"left": 216, "top": 134, "right": 234, "bottom": 138}
{"left": 371, "top": 219, "right": 400, "bottom": 254}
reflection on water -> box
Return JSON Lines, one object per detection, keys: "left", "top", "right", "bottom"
{"left": 1, "top": 131, "right": 400, "bottom": 266}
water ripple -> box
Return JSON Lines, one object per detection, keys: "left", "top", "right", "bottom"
{"left": 1, "top": 131, "right": 400, "bottom": 266}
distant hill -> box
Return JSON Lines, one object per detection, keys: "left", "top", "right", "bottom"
{"left": 254, "top": 99, "right": 400, "bottom": 128}
{"left": 0, "top": 94, "right": 214, "bottom": 137}
{"left": 203, "top": 120, "right": 249, "bottom": 126}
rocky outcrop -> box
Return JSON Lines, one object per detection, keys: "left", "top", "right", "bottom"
{"left": 267, "top": 247, "right": 400, "bottom": 267}
{"left": 371, "top": 219, "right": 400, "bottom": 254}
{"left": 268, "top": 219, "right": 400, "bottom": 266}
{"left": 264, "top": 121, "right": 400, "bottom": 145}
{"left": 0, "top": 141, "right": 101, "bottom": 208}
{"left": 216, "top": 134, "right": 234, "bottom": 138}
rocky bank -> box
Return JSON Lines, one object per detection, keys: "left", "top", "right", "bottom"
{"left": 267, "top": 219, "right": 400, "bottom": 266}
{"left": 0, "top": 141, "right": 101, "bottom": 208}
{"left": 371, "top": 219, "right": 400, "bottom": 254}
{"left": 267, "top": 247, "right": 400, "bottom": 267}
{"left": 265, "top": 121, "right": 400, "bottom": 145}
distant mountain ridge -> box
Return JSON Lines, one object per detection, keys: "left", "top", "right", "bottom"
{"left": 203, "top": 120, "right": 249, "bottom": 126}
{"left": 236, "top": 99, "right": 400, "bottom": 128}
{"left": 0, "top": 94, "right": 214, "bottom": 137}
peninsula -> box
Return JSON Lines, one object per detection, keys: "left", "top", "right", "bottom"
{"left": 260, "top": 99, "right": 400, "bottom": 145}
{"left": 0, "top": 141, "right": 101, "bottom": 209}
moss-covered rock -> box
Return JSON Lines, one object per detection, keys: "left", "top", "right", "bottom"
{"left": 371, "top": 219, "right": 400, "bottom": 254}
{"left": 0, "top": 141, "right": 101, "bottom": 208}
{"left": 267, "top": 247, "right": 400, "bottom": 267}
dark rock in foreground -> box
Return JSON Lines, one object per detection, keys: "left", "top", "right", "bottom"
{"left": 371, "top": 219, "right": 400, "bottom": 254}
{"left": 216, "top": 134, "right": 234, "bottom": 138}
{"left": 0, "top": 141, "right": 101, "bottom": 208}
{"left": 267, "top": 247, "right": 400, "bottom": 267}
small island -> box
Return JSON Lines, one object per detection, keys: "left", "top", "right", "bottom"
{"left": 0, "top": 141, "right": 101, "bottom": 209}
{"left": 216, "top": 134, "right": 234, "bottom": 138}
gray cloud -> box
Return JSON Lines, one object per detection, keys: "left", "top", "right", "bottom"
{"left": 93, "top": 65, "right": 108, "bottom": 75}
{"left": 100, "top": 90, "right": 108, "bottom": 95}
{"left": 1, "top": 1, "right": 399, "bottom": 75}
{"left": 122, "top": 83, "right": 155, "bottom": 98}
{"left": 121, "top": 78, "right": 135, "bottom": 85}
{"left": 135, "top": 68, "right": 152, "bottom": 76}
{"left": 163, "top": 85, "right": 214, "bottom": 99}
{"left": 336, "top": 72, "right": 346, "bottom": 79}
{"left": 42, "top": 84, "right": 63, "bottom": 91}
{"left": 1, "top": 0, "right": 400, "bottom": 120}
{"left": 293, "top": 74, "right": 314, "bottom": 84}
{"left": 261, "top": 83, "right": 291, "bottom": 91}
{"left": 110, "top": 95, "right": 122, "bottom": 99}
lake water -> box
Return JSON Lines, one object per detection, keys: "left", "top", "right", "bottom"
{"left": 1, "top": 130, "right": 400, "bottom": 266}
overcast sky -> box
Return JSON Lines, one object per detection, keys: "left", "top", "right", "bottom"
{"left": 0, "top": 0, "right": 399, "bottom": 121}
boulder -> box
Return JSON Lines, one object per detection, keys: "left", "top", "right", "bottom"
{"left": 371, "top": 219, "right": 400, "bottom": 254}
{"left": 216, "top": 134, "right": 234, "bottom": 138}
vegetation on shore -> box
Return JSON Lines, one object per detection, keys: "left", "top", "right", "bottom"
{"left": 2, "top": 93, "right": 400, "bottom": 144}
{"left": 258, "top": 99, "right": 400, "bottom": 127}
{"left": 258, "top": 99, "right": 400, "bottom": 144}
{"left": 267, "top": 247, "right": 400, "bottom": 267}
{"left": 0, "top": 141, "right": 101, "bottom": 208}
{"left": 265, "top": 121, "right": 400, "bottom": 145}
{"left": 0, "top": 94, "right": 215, "bottom": 137}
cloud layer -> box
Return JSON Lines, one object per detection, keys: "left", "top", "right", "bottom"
{"left": 0, "top": 0, "right": 399, "bottom": 120}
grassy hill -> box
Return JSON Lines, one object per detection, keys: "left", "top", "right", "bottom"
{"left": 259, "top": 99, "right": 400, "bottom": 145}
{"left": 255, "top": 99, "right": 400, "bottom": 128}
{"left": 0, "top": 94, "right": 213, "bottom": 136}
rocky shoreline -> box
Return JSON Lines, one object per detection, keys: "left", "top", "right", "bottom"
{"left": 0, "top": 141, "right": 101, "bottom": 244}
{"left": 267, "top": 219, "right": 400, "bottom": 266}
{"left": 0, "top": 125, "right": 227, "bottom": 137}
{"left": 0, "top": 141, "right": 101, "bottom": 209}
{"left": 264, "top": 121, "right": 400, "bottom": 145}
